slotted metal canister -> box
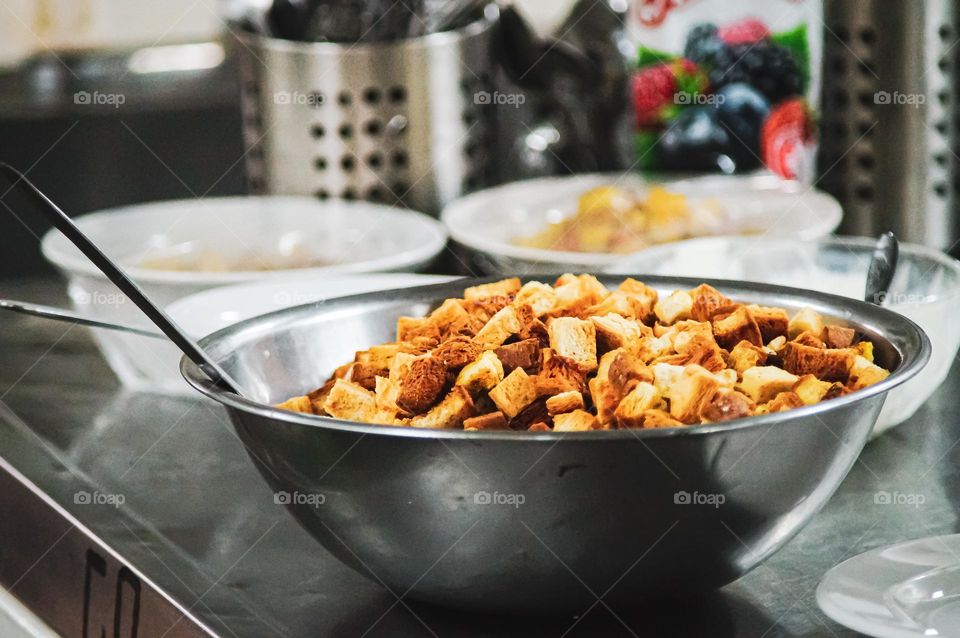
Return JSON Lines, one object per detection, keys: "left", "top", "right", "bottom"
{"left": 818, "top": 0, "right": 959, "bottom": 251}
{"left": 237, "top": 18, "right": 496, "bottom": 214}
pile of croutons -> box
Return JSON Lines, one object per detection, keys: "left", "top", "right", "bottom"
{"left": 276, "top": 275, "right": 891, "bottom": 431}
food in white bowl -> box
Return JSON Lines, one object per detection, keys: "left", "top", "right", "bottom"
{"left": 41, "top": 196, "right": 448, "bottom": 393}
{"left": 608, "top": 235, "right": 960, "bottom": 433}
{"left": 442, "top": 172, "right": 841, "bottom": 275}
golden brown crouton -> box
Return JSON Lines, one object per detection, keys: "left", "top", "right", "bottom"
{"left": 463, "top": 411, "right": 509, "bottom": 431}
{"left": 474, "top": 305, "right": 523, "bottom": 349}
{"left": 548, "top": 316, "right": 598, "bottom": 371}
{"left": 397, "top": 316, "right": 441, "bottom": 342}
{"left": 552, "top": 409, "right": 600, "bottom": 432}
{"left": 510, "top": 397, "right": 552, "bottom": 430}
{"left": 765, "top": 391, "right": 805, "bottom": 413}
{"left": 323, "top": 379, "right": 380, "bottom": 422}
{"left": 654, "top": 290, "right": 693, "bottom": 324}
{"left": 690, "top": 283, "right": 737, "bottom": 322}
{"left": 344, "top": 361, "right": 380, "bottom": 390}
{"left": 672, "top": 327, "right": 727, "bottom": 373}
{"left": 792, "top": 374, "right": 838, "bottom": 405}
{"left": 429, "top": 299, "right": 471, "bottom": 332}
{"left": 856, "top": 341, "right": 874, "bottom": 362}
{"left": 782, "top": 342, "right": 856, "bottom": 382}
{"left": 464, "top": 277, "right": 521, "bottom": 301}
{"left": 822, "top": 324, "right": 856, "bottom": 349}
{"left": 729, "top": 340, "right": 768, "bottom": 375}
{"left": 635, "top": 334, "right": 674, "bottom": 363}
{"left": 738, "top": 366, "right": 800, "bottom": 404}
{"left": 545, "top": 390, "right": 585, "bottom": 415}
{"left": 651, "top": 362, "right": 687, "bottom": 400}
{"left": 374, "top": 376, "right": 404, "bottom": 416}
{"left": 408, "top": 387, "right": 475, "bottom": 429}
{"left": 848, "top": 355, "right": 890, "bottom": 390}
{"left": 488, "top": 367, "right": 539, "bottom": 418}
{"left": 639, "top": 409, "right": 684, "bottom": 429}
{"left": 514, "top": 281, "right": 557, "bottom": 316}
{"left": 788, "top": 307, "right": 825, "bottom": 340}
{"left": 527, "top": 422, "right": 552, "bottom": 432}
{"left": 443, "top": 313, "right": 486, "bottom": 339}
{"left": 618, "top": 278, "right": 659, "bottom": 316}
{"left": 395, "top": 355, "right": 448, "bottom": 413}
{"left": 591, "top": 313, "right": 650, "bottom": 352}
{"left": 792, "top": 330, "right": 826, "bottom": 348}
{"left": 518, "top": 316, "right": 550, "bottom": 348}
{"left": 712, "top": 306, "right": 763, "bottom": 349}
{"left": 747, "top": 305, "right": 790, "bottom": 342}
{"left": 398, "top": 336, "right": 439, "bottom": 356}
{"left": 306, "top": 379, "right": 336, "bottom": 415}
{"left": 456, "top": 351, "right": 505, "bottom": 394}
{"left": 275, "top": 395, "right": 315, "bottom": 414}
{"left": 494, "top": 338, "right": 542, "bottom": 373}
{"left": 613, "top": 382, "right": 663, "bottom": 428}
{"left": 356, "top": 344, "right": 400, "bottom": 371}
{"left": 549, "top": 275, "right": 609, "bottom": 318}
{"left": 699, "top": 388, "right": 755, "bottom": 423}
{"left": 669, "top": 365, "right": 722, "bottom": 424}
{"left": 432, "top": 336, "right": 484, "bottom": 370}
{"left": 536, "top": 350, "right": 588, "bottom": 395}
{"left": 590, "top": 348, "right": 652, "bottom": 425}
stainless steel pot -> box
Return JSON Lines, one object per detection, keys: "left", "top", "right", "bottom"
{"left": 181, "top": 276, "right": 929, "bottom": 614}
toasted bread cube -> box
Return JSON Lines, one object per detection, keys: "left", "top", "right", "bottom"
{"left": 528, "top": 422, "right": 552, "bottom": 432}
{"left": 792, "top": 374, "right": 837, "bottom": 405}
{"left": 275, "top": 395, "right": 315, "bottom": 414}
{"left": 356, "top": 344, "right": 400, "bottom": 372}
{"left": 639, "top": 409, "right": 685, "bottom": 429}
{"left": 463, "top": 411, "right": 509, "bottom": 431}
{"left": 548, "top": 316, "right": 598, "bottom": 371}
{"left": 474, "top": 305, "right": 522, "bottom": 349}
{"left": 711, "top": 368, "right": 738, "bottom": 388}
{"left": 514, "top": 281, "right": 557, "bottom": 316}
{"left": 652, "top": 362, "right": 686, "bottom": 399}
{"left": 636, "top": 335, "right": 674, "bottom": 363}
{"left": 614, "top": 382, "right": 662, "bottom": 428}
{"left": 690, "top": 283, "right": 736, "bottom": 322}
{"left": 739, "top": 366, "right": 799, "bottom": 404}
{"left": 729, "top": 340, "right": 768, "bottom": 375}
{"left": 323, "top": 379, "right": 380, "bottom": 422}
{"left": 590, "top": 348, "right": 651, "bottom": 424}
{"left": 374, "top": 376, "right": 405, "bottom": 416}
{"left": 488, "top": 367, "right": 539, "bottom": 418}
{"left": 699, "top": 388, "right": 755, "bottom": 423}
{"left": 397, "top": 316, "right": 440, "bottom": 342}
{"left": 464, "top": 278, "right": 521, "bottom": 301}
{"left": 672, "top": 328, "right": 727, "bottom": 373}
{"left": 585, "top": 291, "right": 649, "bottom": 321}
{"left": 388, "top": 351, "right": 416, "bottom": 380}
{"left": 822, "top": 324, "right": 856, "bottom": 349}
{"left": 669, "top": 365, "right": 722, "bottom": 423}
{"left": 848, "top": 355, "right": 890, "bottom": 390}
{"left": 747, "top": 305, "right": 790, "bottom": 342}
{"left": 654, "top": 290, "right": 693, "bottom": 325}
{"left": 788, "top": 308, "right": 825, "bottom": 340}
{"left": 712, "top": 306, "right": 762, "bottom": 349}
{"left": 456, "top": 350, "right": 504, "bottom": 394}
{"left": 494, "top": 338, "right": 542, "bottom": 373}
{"left": 344, "top": 361, "right": 380, "bottom": 390}
{"left": 536, "top": 350, "right": 588, "bottom": 395}
{"left": 429, "top": 298, "right": 470, "bottom": 330}
{"left": 765, "top": 335, "right": 787, "bottom": 354}
{"left": 856, "top": 340, "right": 874, "bottom": 362}
{"left": 782, "top": 342, "right": 856, "bottom": 382}
{"left": 394, "top": 355, "right": 447, "bottom": 413}
{"left": 553, "top": 409, "right": 599, "bottom": 432}
{"left": 591, "top": 313, "right": 649, "bottom": 352}
{"left": 792, "top": 330, "right": 826, "bottom": 348}
{"left": 545, "top": 390, "right": 585, "bottom": 415}
{"left": 408, "top": 386, "right": 475, "bottom": 429}
{"left": 432, "top": 336, "right": 483, "bottom": 370}
{"left": 765, "top": 391, "right": 805, "bottom": 413}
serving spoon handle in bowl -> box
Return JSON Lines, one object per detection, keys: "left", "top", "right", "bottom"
{"left": 0, "top": 163, "right": 244, "bottom": 396}
{"left": 865, "top": 231, "right": 899, "bottom": 305}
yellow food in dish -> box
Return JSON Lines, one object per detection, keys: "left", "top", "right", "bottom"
{"left": 277, "top": 275, "right": 891, "bottom": 431}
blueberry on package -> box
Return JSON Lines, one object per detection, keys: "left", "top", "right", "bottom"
{"left": 626, "top": 0, "right": 822, "bottom": 182}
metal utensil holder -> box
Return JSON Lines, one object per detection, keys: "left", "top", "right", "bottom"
{"left": 237, "top": 18, "right": 496, "bottom": 214}
{"left": 818, "top": 0, "right": 959, "bottom": 251}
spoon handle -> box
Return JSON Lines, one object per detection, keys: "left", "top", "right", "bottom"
{"left": 0, "top": 299, "right": 166, "bottom": 339}
{"left": 865, "top": 231, "right": 899, "bottom": 305}
{"left": 0, "top": 164, "right": 243, "bottom": 395}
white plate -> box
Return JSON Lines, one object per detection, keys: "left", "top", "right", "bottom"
{"left": 167, "top": 273, "right": 458, "bottom": 338}
{"left": 818, "top": 535, "right": 960, "bottom": 638}
{"left": 441, "top": 172, "right": 842, "bottom": 275}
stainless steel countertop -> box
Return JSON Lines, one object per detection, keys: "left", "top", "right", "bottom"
{"left": 0, "top": 277, "right": 957, "bottom": 637}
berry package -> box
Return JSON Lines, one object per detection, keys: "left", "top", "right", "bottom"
{"left": 627, "top": 1, "right": 822, "bottom": 181}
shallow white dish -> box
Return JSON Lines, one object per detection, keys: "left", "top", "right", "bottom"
{"left": 609, "top": 235, "right": 960, "bottom": 433}
{"left": 41, "top": 196, "right": 448, "bottom": 393}
{"left": 818, "top": 535, "right": 960, "bottom": 638}
{"left": 167, "top": 274, "right": 457, "bottom": 339}
{"left": 442, "top": 172, "right": 842, "bottom": 275}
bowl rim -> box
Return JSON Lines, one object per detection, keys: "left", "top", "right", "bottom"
{"left": 182, "top": 275, "right": 931, "bottom": 441}
{"left": 40, "top": 195, "right": 448, "bottom": 285}
{"left": 609, "top": 235, "right": 960, "bottom": 303}
{"left": 440, "top": 173, "right": 843, "bottom": 266}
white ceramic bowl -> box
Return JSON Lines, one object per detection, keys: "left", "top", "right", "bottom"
{"left": 608, "top": 235, "right": 960, "bottom": 433}
{"left": 442, "top": 172, "right": 842, "bottom": 275}
{"left": 41, "top": 197, "right": 448, "bottom": 393}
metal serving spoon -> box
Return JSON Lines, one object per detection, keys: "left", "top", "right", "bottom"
{"left": 865, "top": 231, "right": 899, "bottom": 305}
{"left": 0, "top": 163, "right": 244, "bottom": 395}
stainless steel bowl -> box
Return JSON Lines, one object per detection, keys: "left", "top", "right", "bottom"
{"left": 181, "top": 276, "right": 929, "bottom": 614}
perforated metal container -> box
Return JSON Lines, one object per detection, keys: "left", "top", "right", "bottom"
{"left": 818, "top": 0, "right": 959, "bottom": 251}
{"left": 237, "top": 19, "right": 496, "bottom": 214}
